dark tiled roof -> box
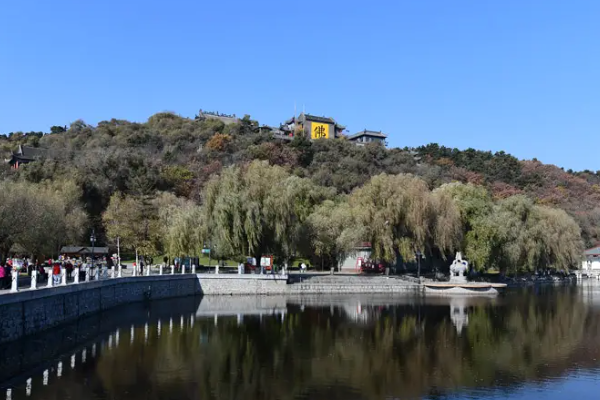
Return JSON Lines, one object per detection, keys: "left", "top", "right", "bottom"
{"left": 347, "top": 130, "right": 388, "bottom": 140}
{"left": 60, "top": 246, "right": 86, "bottom": 254}
{"left": 303, "top": 114, "right": 335, "bottom": 124}
{"left": 585, "top": 246, "right": 600, "bottom": 256}
{"left": 60, "top": 246, "right": 109, "bottom": 255}
{"left": 13, "top": 145, "right": 46, "bottom": 161}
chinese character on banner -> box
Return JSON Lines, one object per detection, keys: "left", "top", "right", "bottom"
{"left": 311, "top": 123, "right": 329, "bottom": 139}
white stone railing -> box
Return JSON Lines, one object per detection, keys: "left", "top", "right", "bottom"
{"left": 6, "top": 262, "right": 287, "bottom": 294}
{"left": 7, "top": 263, "right": 205, "bottom": 293}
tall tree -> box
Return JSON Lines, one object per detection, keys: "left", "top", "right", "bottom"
{"left": 349, "top": 173, "right": 461, "bottom": 263}
{"left": 201, "top": 160, "right": 332, "bottom": 265}
{"left": 102, "top": 192, "right": 160, "bottom": 258}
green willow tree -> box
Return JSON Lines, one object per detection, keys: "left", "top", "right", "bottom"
{"left": 201, "top": 160, "right": 333, "bottom": 264}
{"left": 435, "top": 183, "right": 496, "bottom": 270}
{"left": 305, "top": 199, "right": 362, "bottom": 269}
{"left": 162, "top": 203, "right": 205, "bottom": 258}
{"left": 348, "top": 173, "right": 462, "bottom": 263}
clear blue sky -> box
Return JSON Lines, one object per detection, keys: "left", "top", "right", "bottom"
{"left": 1, "top": 0, "right": 599, "bottom": 171}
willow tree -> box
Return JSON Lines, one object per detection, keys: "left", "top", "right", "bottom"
{"left": 525, "top": 205, "right": 583, "bottom": 271}
{"left": 435, "top": 182, "right": 496, "bottom": 270}
{"left": 163, "top": 203, "right": 205, "bottom": 258}
{"left": 305, "top": 199, "right": 363, "bottom": 269}
{"left": 348, "top": 173, "right": 461, "bottom": 263}
{"left": 201, "top": 160, "right": 333, "bottom": 264}
{"left": 492, "top": 196, "right": 582, "bottom": 273}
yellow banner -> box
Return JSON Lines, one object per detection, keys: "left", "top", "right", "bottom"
{"left": 311, "top": 123, "right": 329, "bottom": 139}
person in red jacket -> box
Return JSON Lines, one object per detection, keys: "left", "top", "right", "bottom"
{"left": 52, "top": 263, "right": 61, "bottom": 285}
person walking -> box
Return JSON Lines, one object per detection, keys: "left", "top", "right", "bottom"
{"left": 0, "top": 262, "right": 6, "bottom": 290}
{"left": 52, "top": 263, "right": 61, "bottom": 286}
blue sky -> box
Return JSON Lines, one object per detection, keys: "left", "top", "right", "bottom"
{"left": 1, "top": 0, "right": 599, "bottom": 171}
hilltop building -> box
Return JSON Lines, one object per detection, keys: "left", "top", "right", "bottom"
{"left": 347, "top": 130, "right": 388, "bottom": 146}
{"left": 281, "top": 113, "right": 346, "bottom": 140}
{"left": 5, "top": 145, "right": 46, "bottom": 169}
{"left": 196, "top": 109, "right": 240, "bottom": 125}
{"left": 196, "top": 107, "right": 389, "bottom": 146}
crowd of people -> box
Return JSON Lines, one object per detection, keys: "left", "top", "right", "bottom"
{"left": 0, "top": 254, "right": 115, "bottom": 289}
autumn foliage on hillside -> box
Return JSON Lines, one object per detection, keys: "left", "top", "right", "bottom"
{"left": 0, "top": 112, "right": 597, "bottom": 263}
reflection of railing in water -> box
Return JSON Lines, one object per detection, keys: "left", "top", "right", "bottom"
{"left": 1, "top": 313, "right": 202, "bottom": 399}
{"left": 0, "top": 295, "right": 294, "bottom": 399}
{"left": 0, "top": 296, "right": 201, "bottom": 396}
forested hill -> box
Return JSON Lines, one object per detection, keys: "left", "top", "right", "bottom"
{"left": 2, "top": 112, "right": 599, "bottom": 247}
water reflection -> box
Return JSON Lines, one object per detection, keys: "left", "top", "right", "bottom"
{"left": 2, "top": 284, "right": 600, "bottom": 399}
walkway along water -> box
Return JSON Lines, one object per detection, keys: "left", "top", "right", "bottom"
{"left": 0, "top": 265, "right": 420, "bottom": 345}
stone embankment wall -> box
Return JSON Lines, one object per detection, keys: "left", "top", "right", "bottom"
{"left": 0, "top": 274, "right": 418, "bottom": 344}
{"left": 0, "top": 275, "right": 199, "bottom": 344}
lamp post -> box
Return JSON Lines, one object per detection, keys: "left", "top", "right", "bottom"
{"left": 415, "top": 250, "right": 422, "bottom": 279}
{"left": 90, "top": 229, "right": 96, "bottom": 275}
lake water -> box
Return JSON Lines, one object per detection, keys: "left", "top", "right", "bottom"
{"left": 2, "top": 282, "right": 600, "bottom": 399}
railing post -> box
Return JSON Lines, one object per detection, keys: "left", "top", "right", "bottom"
{"left": 170, "top": 265, "right": 175, "bottom": 275}
{"left": 61, "top": 268, "right": 67, "bottom": 285}
{"left": 192, "top": 264, "right": 196, "bottom": 274}
{"left": 215, "top": 264, "right": 219, "bottom": 275}
{"left": 47, "top": 270, "right": 54, "bottom": 288}
{"left": 111, "top": 266, "right": 115, "bottom": 278}
{"left": 118, "top": 264, "right": 122, "bottom": 278}
{"left": 145, "top": 265, "right": 151, "bottom": 276}
{"left": 94, "top": 267, "right": 100, "bottom": 281}
{"left": 159, "top": 264, "right": 164, "bottom": 275}
{"left": 132, "top": 264, "right": 137, "bottom": 277}
{"left": 181, "top": 264, "right": 186, "bottom": 274}
{"left": 85, "top": 267, "right": 90, "bottom": 282}
{"left": 10, "top": 270, "right": 18, "bottom": 292}
{"left": 31, "top": 270, "right": 37, "bottom": 289}
{"left": 74, "top": 267, "right": 80, "bottom": 284}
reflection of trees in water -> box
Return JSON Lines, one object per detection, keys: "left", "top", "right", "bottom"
{"left": 30, "top": 290, "right": 600, "bottom": 400}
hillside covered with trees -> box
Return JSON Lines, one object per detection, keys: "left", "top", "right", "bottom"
{"left": 0, "top": 112, "right": 594, "bottom": 273}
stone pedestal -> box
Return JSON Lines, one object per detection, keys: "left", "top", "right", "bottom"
{"left": 74, "top": 267, "right": 80, "bottom": 283}
{"left": 159, "top": 264, "right": 164, "bottom": 275}
{"left": 10, "top": 270, "right": 18, "bottom": 293}
{"left": 61, "top": 269, "right": 67, "bottom": 286}
{"left": 118, "top": 265, "right": 122, "bottom": 278}
{"left": 171, "top": 265, "right": 175, "bottom": 275}
{"left": 192, "top": 264, "right": 196, "bottom": 274}
{"left": 181, "top": 265, "right": 186, "bottom": 274}
{"left": 30, "top": 270, "right": 37, "bottom": 290}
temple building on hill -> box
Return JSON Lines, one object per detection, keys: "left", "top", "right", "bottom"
{"left": 196, "top": 107, "right": 389, "bottom": 147}
{"left": 196, "top": 109, "right": 240, "bottom": 125}
{"left": 5, "top": 145, "right": 46, "bottom": 169}
{"left": 347, "top": 130, "right": 388, "bottom": 146}
{"left": 281, "top": 113, "right": 346, "bottom": 140}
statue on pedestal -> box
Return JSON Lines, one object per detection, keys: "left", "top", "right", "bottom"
{"left": 449, "top": 252, "right": 469, "bottom": 283}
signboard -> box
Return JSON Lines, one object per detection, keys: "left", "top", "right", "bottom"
{"left": 202, "top": 248, "right": 211, "bottom": 254}
{"left": 260, "top": 257, "right": 272, "bottom": 267}
{"left": 311, "top": 122, "right": 329, "bottom": 139}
